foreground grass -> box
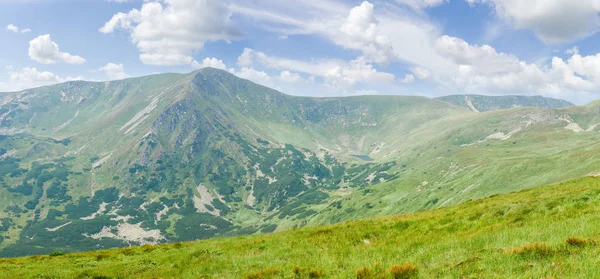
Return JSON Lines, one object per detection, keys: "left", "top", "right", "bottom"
{"left": 4, "top": 177, "right": 600, "bottom": 278}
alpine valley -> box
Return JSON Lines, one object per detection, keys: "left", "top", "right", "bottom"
{"left": 1, "top": 67, "right": 598, "bottom": 258}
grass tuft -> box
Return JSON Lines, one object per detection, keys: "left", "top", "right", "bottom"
{"left": 566, "top": 237, "right": 595, "bottom": 247}
{"left": 245, "top": 268, "right": 281, "bottom": 279}
{"left": 356, "top": 266, "right": 374, "bottom": 279}
{"left": 120, "top": 248, "right": 136, "bottom": 256}
{"left": 390, "top": 264, "right": 418, "bottom": 279}
{"left": 142, "top": 244, "right": 156, "bottom": 252}
{"left": 506, "top": 243, "right": 554, "bottom": 257}
{"left": 308, "top": 269, "right": 325, "bottom": 278}
{"left": 95, "top": 253, "right": 111, "bottom": 261}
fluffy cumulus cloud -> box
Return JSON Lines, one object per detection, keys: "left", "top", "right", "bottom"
{"left": 230, "top": 0, "right": 452, "bottom": 81}
{"left": 99, "top": 0, "right": 241, "bottom": 66}
{"left": 236, "top": 48, "right": 394, "bottom": 88}
{"left": 232, "top": 67, "right": 272, "bottom": 86}
{"left": 99, "top": 63, "right": 128, "bottom": 80}
{"left": 279, "top": 71, "right": 303, "bottom": 83}
{"left": 324, "top": 57, "right": 395, "bottom": 87}
{"left": 0, "top": 67, "right": 84, "bottom": 92}
{"left": 336, "top": 1, "right": 394, "bottom": 64}
{"left": 429, "top": 35, "right": 600, "bottom": 97}
{"left": 28, "top": 35, "right": 86, "bottom": 64}
{"left": 467, "top": 0, "right": 600, "bottom": 44}
{"left": 192, "top": 57, "right": 227, "bottom": 70}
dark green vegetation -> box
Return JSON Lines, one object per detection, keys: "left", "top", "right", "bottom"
{"left": 0, "top": 68, "right": 598, "bottom": 257}
{"left": 3, "top": 177, "right": 600, "bottom": 278}
{"left": 436, "top": 94, "right": 574, "bottom": 112}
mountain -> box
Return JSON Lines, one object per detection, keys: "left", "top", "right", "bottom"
{"left": 436, "top": 94, "right": 574, "bottom": 112}
{"left": 0, "top": 68, "right": 599, "bottom": 257}
{"left": 3, "top": 176, "right": 600, "bottom": 278}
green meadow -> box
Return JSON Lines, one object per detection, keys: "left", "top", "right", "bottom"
{"left": 3, "top": 176, "right": 600, "bottom": 278}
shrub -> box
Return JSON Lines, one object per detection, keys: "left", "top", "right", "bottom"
{"left": 142, "top": 244, "right": 156, "bottom": 253}
{"left": 120, "top": 248, "right": 135, "bottom": 256}
{"left": 293, "top": 266, "right": 307, "bottom": 276}
{"left": 356, "top": 266, "right": 373, "bottom": 279}
{"left": 245, "top": 268, "right": 280, "bottom": 279}
{"left": 566, "top": 237, "right": 594, "bottom": 247}
{"left": 49, "top": 250, "right": 65, "bottom": 257}
{"left": 390, "top": 264, "right": 418, "bottom": 279}
{"left": 308, "top": 269, "right": 325, "bottom": 278}
{"left": 292, "top": 266, "right": 325, "bottom": 278}
{"left": 95, "top": 253, "right": 111, "bottom": 261}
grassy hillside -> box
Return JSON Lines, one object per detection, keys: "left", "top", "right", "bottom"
{"left": 436, "top": 94, "right": 574, "bottom": 112}
{"left": 3, "top": 176, "right": 600, "bottom": 278}
{"left": 1, "top": 68, "right": 600, "bottom": 257}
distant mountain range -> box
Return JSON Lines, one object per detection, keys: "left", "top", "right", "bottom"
{"left": 0, "top": 68, "right": 598, "bottom": 257}
{"left": 436, "top": 94, "right": 574, "bottom": 112}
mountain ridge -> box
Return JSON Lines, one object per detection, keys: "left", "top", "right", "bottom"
{"left": 436, "top": 94, "right": 574, "bottom": 112}
{"left": 0, "top": 68, "right": 599, "bottom": 257}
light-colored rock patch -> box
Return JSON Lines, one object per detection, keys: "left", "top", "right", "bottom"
{"left": 193, "top": 184, "right": 220, "bottom": 215}
{"left": 120, "top": 89, "right": 166, "bottom": 135}
{"left": 54, "top": 109, "right": 79, "bottom": 132}
{"left": 46, "top": 221, "right": 71, "bottom": 232}
{"left": 92, "top": 152, "right": 113, "bottom": 168}
{"left": 81, "top": 202, "right": 108, "bottom": 220}
{"left": 246, "top": 188, "right": 256, "bottom": 206}
{"left": 87, "top": 222, "right": 163, "bottom": 245}
{"left": 464, "top": 96, "right": 479, "bottom": 113}
{"left": 155, "top": 205, "right": 169, "bottom": 222}
{"left": 110, "top": 215, "right": 133, "bottom": 222}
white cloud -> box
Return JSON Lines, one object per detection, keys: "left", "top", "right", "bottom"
{"left": 400, "top": 74, "right": 415, "bottom": 83}
{"left": 7, "top": 24, "right": 32, "bottom": 33}
{"left": 566, "top": 46, "right": 579, "bottom": 55}
{"left": 99, "top": 63, "right": 128, "bottom": 80}
{"left": 28, "top": 34, "right": 86, "bottom": 64}
{"left": 324, "top": 57, "right": 395, "bottom": 87}
{"left": 6, "top": 24, "right": 18, "bottom": 32}
{"left": 279, "top": 71, "right": 303, "bottom": 83}
{"left": 411, "top": 67, "right": 432, "bottom": 80}
{"left": 231, "top": 67, "right": 272, "bottom": 86}
{"left": 100, "top": 0, "right": 241, "bottom": 66}
{"left": 192, "top": 57, "right": 227, "bottom": 70}
{"left": 435, "top": 35, "right": 523, "bottom": 76}
{"left": 336, "top": 1, "right": 394, "bottom": 64}
{"left": 231, "top": 0, "right": 454, "bottom": 77}
{"left": 395, "top": 0, "right": 448, "bottom": 10}
{"left": 467, "top": 0, "right": 600, "bottom": 44}
{"left": 0, "top": 67, "right": 84, "bottom": 92}
{"left": 237, "top": 48, "right": 394, "bottom": 88}
{"left": 429, "top": 35, "right": 600, "bottom": 99}
{"left": 237, "top": 48, "right": 255, "bottom": 68}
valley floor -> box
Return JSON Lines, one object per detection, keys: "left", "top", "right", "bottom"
{"left": 3, "top": 177, "right": 600, "bottom": 278}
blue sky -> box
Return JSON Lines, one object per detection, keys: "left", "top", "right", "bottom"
{"left": 1, "top": 0, "right": 600, "bottom": 104}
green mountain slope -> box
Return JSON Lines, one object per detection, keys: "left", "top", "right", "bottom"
{"left": 3, "top": 176, "right": 600, "bottom": 278}
{"left": 0, "top": 68, "right": 598, "bottom": 257}
{"left": 436, "top": 94, "right": 574, "bottom": 112}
